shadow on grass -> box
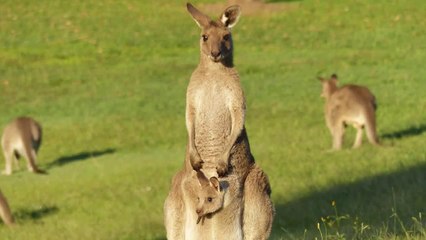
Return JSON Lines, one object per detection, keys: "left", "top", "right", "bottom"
{"left": 272, "top": 162, "right": 426, "bottom": 238}
{"left": 46, "top": 148, "right": 116, "bottom": 169}
{"left": 14, "top": 205, "right": 59, "bottom": 222}
{"left": 381, "top": 124, "right": 426, "bottom": 139}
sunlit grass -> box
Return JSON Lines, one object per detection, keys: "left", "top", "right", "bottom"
{"left": 0, "top": 0, "right": 425, "bottom": 239}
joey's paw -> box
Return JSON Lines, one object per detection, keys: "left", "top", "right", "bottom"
{"left": 216, "top": 161, "right": 229, "bottom": 177}
{"left": 192, "top": 160, "right": 204, "bottom": 171}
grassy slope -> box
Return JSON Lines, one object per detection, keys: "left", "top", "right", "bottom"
{"left": 0, "top": 0, "right": 425, "bottom": 239}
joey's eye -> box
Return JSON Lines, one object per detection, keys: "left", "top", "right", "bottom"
{"left": 207, "top": 197, "right": 213, "bottom": 202}
{"left": 197, "top": 197, "right": 200, "bottom": 202}
{"left": 223, "top": 34, "right": 230, "bottom": 41}
{"left": 202, "top": 34, "right": 208, "bottom": 42}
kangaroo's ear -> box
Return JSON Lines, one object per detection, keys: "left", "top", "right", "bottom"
{"left": 187, "top": 3, "right": 211, "bottom": 28}
{"left": 220, "top": 5, "right": 241, "bottom": 28}
{"left": 330, "top": 74, "right": 339, "bottom": 84}
{"left": 196, "top": 170, "right": 210, "bottom": 187}
{"left": 209, "top": 177, "right": 221, "bottom": 192}
{"left": 317, "top": 76, "right": 325, "bottom": 82}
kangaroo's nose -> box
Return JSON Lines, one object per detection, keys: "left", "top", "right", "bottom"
{"left": 211, "top": 51, "right": 221, "bottom": 58}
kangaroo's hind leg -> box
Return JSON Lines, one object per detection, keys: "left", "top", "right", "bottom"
{"left": 0, "top": 190, "right": 14, "bottom": 226}
{"left": 365, "top": 109, "right": 380, "bottom": 146}
{"left": 353, "top": 125, "right": 363, "bottom": 148}
{"left": 332, "top": 122, "right": 345, "bottom": 150}
{"left": 1, "top": 152, "right": 13, "bottom": 175}
{"left": 1, "top": 142, "right": 14, "bottom": 175}
{"left": 243, "top": 165, "right": 274, "bottom": 240}
{"left": 22, "top": 142, "right": 45, "bottom": 174}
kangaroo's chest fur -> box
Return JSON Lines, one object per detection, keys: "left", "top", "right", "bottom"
{"left": 188, "top": 66, "right": 244, "bottom": 162}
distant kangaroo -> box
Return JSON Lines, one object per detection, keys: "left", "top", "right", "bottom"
{"left": 0, "top": 189, "right": 14, "bottom": 226}
{"left": 1, "top": 117, "right": 45, "bottom": 175}
{"left": 319, "top": 74, "right": 379, "bottom": 150}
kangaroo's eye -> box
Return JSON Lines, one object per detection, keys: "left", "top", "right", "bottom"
{"left": 197, "top": 197, "right": 200, "bottom": 202}
{"left": 207, "top": 197, "right": 213, "bottom": 202}
{"left": 202, "top": 34, "right": 208, "bottom": 42}
{"left": 223, "top": 34, "right": 230, "bottom": 41}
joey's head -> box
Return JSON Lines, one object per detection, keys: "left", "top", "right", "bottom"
{"left": 186, "top": 3, "right": 241, "bottom": 65}
{"left": 318, "top": 74, "right": 339, "bottom": 99}
{"left": 194, "top": 170, "right": 225, "bottom": 224}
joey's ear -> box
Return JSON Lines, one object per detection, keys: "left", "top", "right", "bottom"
{"left": 317, "top": 76, "right": 325, "bottom": 82}
{"left": 220, "top": 5, "right": 241, "bottom": 28}
{"left": 209, "top": 177, "right": 220, "bottom": 192}
{"left": 330, "top": 74, "right": 339, "bottom": 84}
{"left": 187, "top": 3, "right": 211, "bottom": 28}
{"left": 196, "top": 170, "right": 210, "bottom": 187}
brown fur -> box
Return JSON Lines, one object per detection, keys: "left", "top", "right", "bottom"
{"left": 163, "top": 3, "right": 274, "bottom": 239}
{"left": 164, "top": 168, "right": 186, "bottom": 239}
{"left": 319, "top": 74, "right": 379, "bottom": 150}
{"left": 194, "top": 170, "right": 225, "bottom": 222}
{"left": 243, "top": 165, "right": 274, "bottom": 240}
{"left": 1, "top": 117, "right": 46, "bottom": 175}
{"left": 186, "top": 2, "right": 245, "bottom": 176}
{"left": 0, "top": 189, "right": 14, "bottom": 226}
{"left": 164, "top": 153, "right": 274, "bottom": 240}
{"left": 193, "top": 170, "right": 244, "bottom": 239}
{"left": 164, "top": 147, "right": 244, "bottom": 240}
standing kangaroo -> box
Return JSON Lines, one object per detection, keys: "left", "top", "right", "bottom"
{"left": 0, "top": 189, "right": 14, "bottom": 226}
{"left": 164, "top": 3, "right": 274, "bottom": 240}
{"left": 185, "top": 2, "right": 246, "bottom": 176}
{"left": 319, "top": 74, "right": 379, "bottom": 150}
{"left": 1, "top": 117, "right": 45, "bottom": 175}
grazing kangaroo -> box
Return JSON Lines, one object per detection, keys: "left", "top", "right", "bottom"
{"left": 0, "top": 189, "right": 14, "bottom": 226}
{"left": 1, "top": 117, "right": 45, "bottom": 175}
{"left": 319, "top": 74, "right": 379, "bottom": 150}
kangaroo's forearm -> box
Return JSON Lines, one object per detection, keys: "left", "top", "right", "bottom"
{"left": 225, "top": 108, "right": 244, "bottom": 157}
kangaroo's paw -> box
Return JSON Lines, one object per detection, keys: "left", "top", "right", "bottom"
{"left": 190, "top": 151, "right": 204, "bottom": 171}
{"left": 216, "top": 158, "right": 229, "bottom": 177}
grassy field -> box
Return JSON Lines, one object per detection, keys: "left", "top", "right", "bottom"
{"left": 0, "top": 0, "right": 425, "bottom": 239}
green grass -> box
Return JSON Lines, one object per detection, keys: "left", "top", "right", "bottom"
{"left": 0, "top": 0, "right": 425, "bottom": 239}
